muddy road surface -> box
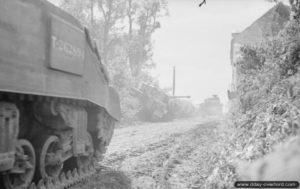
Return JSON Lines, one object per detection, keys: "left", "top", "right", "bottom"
{"left": 72, "top": 118, "right": 220, "bottom": 189}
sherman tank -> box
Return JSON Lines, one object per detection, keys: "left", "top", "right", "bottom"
{"left": 133, "top": 84, "right": 171, "bottom": 122}
{"left": 133, "top": 84, "right": 193, "bottom": 122}
{"left": 199, "top": 95, "right": 223, "bottom": 118}
{"left": 0, "top": 0, "right": 121, "bottom": 188}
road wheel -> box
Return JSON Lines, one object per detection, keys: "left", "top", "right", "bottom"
{"left": 3, "top": 139, "right": 36, "bottom": 189}
{"left": 34, "top": 135, "right": 63, "bottom": 180}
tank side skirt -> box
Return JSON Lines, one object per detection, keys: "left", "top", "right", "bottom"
{"left": 0, "top": 90, "right": 119, "bottom": 120}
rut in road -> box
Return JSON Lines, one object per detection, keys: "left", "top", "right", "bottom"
{"left": 159, "top": 122, "right": 219, "bottom": 189}
{"left": 102, "top": 120, "right": 220, "bottom": 189}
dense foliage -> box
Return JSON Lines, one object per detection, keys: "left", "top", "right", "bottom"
{"left": 204, "top": 3, "right": 300, "bottom": 188}
{"left": 232, "top": 19, "right": 300, "bottom": 158}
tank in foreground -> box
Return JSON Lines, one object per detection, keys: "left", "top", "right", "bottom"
{"left": 0, "top": 0, "right": 121, "bottom": 188}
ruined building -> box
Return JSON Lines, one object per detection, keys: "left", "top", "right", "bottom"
{"left": 229, "top": 2, "right": 290, "bottom": 98}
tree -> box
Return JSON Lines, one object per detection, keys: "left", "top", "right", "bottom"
{"left": 57, "top": 0, "right": 168, "bottom": 121}
{"left": 290, "top": 0, "right": 300, "bottom": 21}
{"left": 96, "top": 0, "right": 126, "bottom": 65}
{"left": 125, "top": 0, "right": 167, "bottom": 77}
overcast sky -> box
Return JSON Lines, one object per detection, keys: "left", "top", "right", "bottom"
{"left": 152, "top": 0, "right": 287, "bottom": 105}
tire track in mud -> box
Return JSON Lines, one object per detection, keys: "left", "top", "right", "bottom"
{"left": 158, "top": 122, "right": 219, "bottom": 189}
{"left": 102, "top": 120, "right": 220, "bottom": 189}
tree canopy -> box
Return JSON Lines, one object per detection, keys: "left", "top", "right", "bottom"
{"left": 57, "top": 0, "right": 168, "bottom": 121}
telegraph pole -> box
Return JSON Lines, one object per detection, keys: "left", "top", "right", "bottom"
{"left": 173, "top": 66, "right": 176, "bottom": 96}
{"left": 172, "top": 66, "right": 190, "bottom": 99}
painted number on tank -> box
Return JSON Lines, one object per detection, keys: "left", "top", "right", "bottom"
{"left": 51, "top": 36, "right": 84, "bottom": 60}
{"left": 49, "top": 15, "right": 85, "bottom": 75}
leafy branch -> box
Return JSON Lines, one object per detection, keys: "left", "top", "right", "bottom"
{"left": 199, "top": 0, "right": 206, "bottom": 7}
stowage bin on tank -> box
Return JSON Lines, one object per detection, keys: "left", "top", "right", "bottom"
{"left": 0, "top": 0, "right": 121, "bottom": 188}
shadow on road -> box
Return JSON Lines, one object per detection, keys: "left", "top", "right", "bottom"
{"left": 72, "top": 169, "right": 132, "bottom": 189}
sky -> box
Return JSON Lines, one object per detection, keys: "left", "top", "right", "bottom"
{"left": 152, "top": 0, "right": 287, "bottom": 106}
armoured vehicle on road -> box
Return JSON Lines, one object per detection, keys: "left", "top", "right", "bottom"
{"left": 0, "top": 0, "right": 121, "bottom": 188}
{"left": 135, "top": 84, "right": 170, "bottom": 121}
{"left": 199, "top": 95, "right": 223, "bottom": 118}
{"left": 134, "top": 84, "right": 193, "bottom": 122}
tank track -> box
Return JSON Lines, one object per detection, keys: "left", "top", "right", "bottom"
{"left": 0, "top": 92, "right": 116, "bottom": 189}
{"left": 26, "top": 159, "right": 100, "bottom": 189}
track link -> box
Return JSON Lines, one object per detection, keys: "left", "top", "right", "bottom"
{"left": 27, "top": 159, "right": 99, "bottom": 189}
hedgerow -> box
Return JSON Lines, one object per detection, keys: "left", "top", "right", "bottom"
{"left": 204, "top": 17, "right": 300, "bottom": 189}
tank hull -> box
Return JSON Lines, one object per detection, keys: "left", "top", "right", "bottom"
{"left": 0, "top": 0, "right": 121, "bottom": 188}
{"left": 0, "top": 0, "right": 121, "bottom": 120}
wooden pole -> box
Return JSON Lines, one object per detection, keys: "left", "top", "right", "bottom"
{"left": 173, "top": 66, "right": 176, "bottom": 96}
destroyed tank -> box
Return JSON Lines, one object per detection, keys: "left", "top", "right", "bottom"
{"left": 0, "top": 0, "right": 121, "bottom": 188}
{"left": 134, "top": 84, "right": 173, "bottom": 122}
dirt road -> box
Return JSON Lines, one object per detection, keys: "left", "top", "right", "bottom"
{"left": 70, "top": 116, "right": 300, "bottom": 189}
{"left": 100, "top": 117, "right": 220, "bottom": 189}
{"left": 71, "top": 117, "right": 220, "bottom": 189}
